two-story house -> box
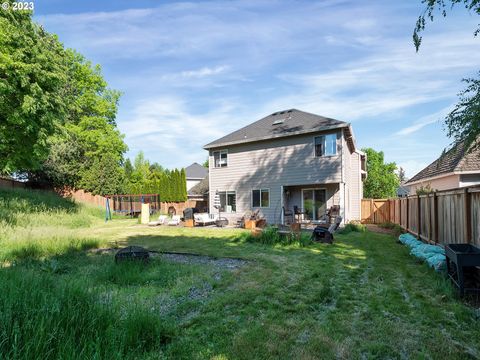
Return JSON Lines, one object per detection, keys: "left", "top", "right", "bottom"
{"left": 203, "top": 109, "right": 366, "bottom": 225}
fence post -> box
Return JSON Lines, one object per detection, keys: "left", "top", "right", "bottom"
{"left": 433, "top": 192, "right": 439, "bottom": 244}
{"left": 417, "top": 195, "right": 421, "bottom": 239}
{"left": 406, "top": 197, "right": 409, "bottom": 232}
{"left": 465, "top": 188, "right": 472, "bottom": 244}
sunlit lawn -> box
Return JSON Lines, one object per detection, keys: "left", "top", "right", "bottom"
{"left": 1, "top": 188, "right": 480, "bottom": 359}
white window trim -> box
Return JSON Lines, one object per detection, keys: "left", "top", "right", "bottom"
{"left": 313, "top": 133, "right": 338, "bottom": 158}
{"left": 213, "top": 149, "right": 228, "bottom": 168}
{"left": 218, "top": 190, "right": 236, "bottom": 213}
{"left": 251, "top": 188, "right": 270, "bottom": 208}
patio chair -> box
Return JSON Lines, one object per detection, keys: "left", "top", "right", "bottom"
{"left": 167, "top": 215, "right": 181, "bottom": 226}
{"left": 148, "top": 214, "right": 168, "bottom": 226}
{"left": 311, "top": 216, "right": 342, "bottom": 244}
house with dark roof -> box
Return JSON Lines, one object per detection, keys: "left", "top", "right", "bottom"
{"left": 405, "top": 141, "right": 480, "bottom": 192}
{"left": 203, "top": 109, "right": 366, "bottom": 225}
{"left": 185, "top": 162, "right": 208, "bottom": 191}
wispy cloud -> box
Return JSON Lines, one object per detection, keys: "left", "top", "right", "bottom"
{"left": 395, "top": 106, "right": 453, "bottom": 136}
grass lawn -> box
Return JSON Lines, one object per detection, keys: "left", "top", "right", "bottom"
{"left": 1, "top": 188, "right": 480, "bottom": 359}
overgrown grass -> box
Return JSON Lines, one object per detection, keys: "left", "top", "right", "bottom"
{"left": 2, "top": 188, "right": 480, "bottom": 358}
{"left": 238, "top": 225, "right": 313, "bottom": 247}
{"left": 0, "top": 188, "right": 106, "bottom": 261}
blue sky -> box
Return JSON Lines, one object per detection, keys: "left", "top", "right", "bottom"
{"left": 34, "top": 0, "right": 480, "bottom": 178}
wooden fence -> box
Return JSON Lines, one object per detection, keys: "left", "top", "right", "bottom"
{"left": 361, "top": 185, "right": 480, "bottom": 246}
{"left": 0, "top": 177, "right": 27, "bottom": 189}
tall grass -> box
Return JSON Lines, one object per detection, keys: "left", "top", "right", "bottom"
{"left": 0, "top": 188, "right": 106, "bottom": 261}
{"left": 0, "top": 267, "right": 175, "bottom": 359}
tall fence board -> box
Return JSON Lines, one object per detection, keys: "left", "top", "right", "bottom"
{"left": 361, "top": 185, "right": 480, "bottom": 247}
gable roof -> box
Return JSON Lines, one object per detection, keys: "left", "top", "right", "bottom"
{"left": 203, "top": 109, "right": 353, "bottom": 150}
{"left": 185, "top": 162, "right": 208, "bottom": 179}
{"left": 406, "top": 141, "right": 480, "bottom": 184}
{"left": 187, "top": 176, "right": 209, "bottom": 196}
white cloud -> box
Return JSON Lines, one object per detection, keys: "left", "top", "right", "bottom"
{"left": 395, "top": 106, "right": 453, "bottom": 136}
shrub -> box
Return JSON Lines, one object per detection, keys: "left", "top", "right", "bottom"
{"left": 338, "top": 222, "right": 366, "bottom": 235}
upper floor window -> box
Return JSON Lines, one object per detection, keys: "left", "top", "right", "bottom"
{"left": 213, "top": 150, "right": 228, "bottom": 167}
{"left": 315, "top": 134, "right": 337, "bottom": 157}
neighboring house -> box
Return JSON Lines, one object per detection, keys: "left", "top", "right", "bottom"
{"left": 397, "top": 184, "right": 409, "bottom": 197}
{"left": 405, "top": 141, "right": 480, "bottom": 193}
{"left": 203, "top": 109, "right": 366, "bottom": 225}
{"left": 185, "top": 162, "right": 208, "bottom": 191}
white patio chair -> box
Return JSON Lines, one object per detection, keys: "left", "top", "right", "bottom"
{"left": 168, "top": 215, "right": 181, "bottom": 226}
{"left": 148, "top": 214, "right": 167, "bottom": 226}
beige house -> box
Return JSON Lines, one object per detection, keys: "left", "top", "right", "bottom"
{"left": 406, "top": 141, "right": 480, "bottom": 193}
{"left": 203, "top": 109, "right": 366, "bottom": 225}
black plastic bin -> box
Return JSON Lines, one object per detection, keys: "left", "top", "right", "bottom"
{"left": 445, "top": 244, "right": 480, "bottom": 296}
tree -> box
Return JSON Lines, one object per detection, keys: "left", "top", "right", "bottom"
{"left": 398, "top": 167, "right": 407, "bottom": 183}
{"left": 362, "top": 148, "right": 400, "bottom": 199}
{"left": 203, "top": 158, "right": 209, "bottom": 168}
{"left": 413, "top": 0, "right": 480, "bottom": 51}
{"left": 0, "top": 7, "right": 69, "bottom": 173}
{"left": 445, "top": 74, "right": 480, "bottom": 147}
{"left": 79, "top": 154, "right": 125, "bottom": 195}
{"left": 413, "top": 0, "right": 480, "bottom": 148}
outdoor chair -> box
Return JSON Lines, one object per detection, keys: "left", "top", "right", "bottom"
{"left": 148, "top": 214, "right": 167, "bottom": 226}
{"left": 194, "top": 213, "right": 217, "bottom": 226}
{"left": 167, "top": 215, "right": 181, "bottom": 226}
{"left": 311, "top": 216, "right": 342, "bottom": 244}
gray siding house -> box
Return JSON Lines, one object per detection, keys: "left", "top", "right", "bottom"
{"left": 203, "top": 109, "right": 366, "bottom": 225}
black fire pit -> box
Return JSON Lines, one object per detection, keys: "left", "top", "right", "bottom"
{"left": 115, "top": 246, "right": 150, "bottom": 263}
{"left": 445, "top": 244, "right": 480, "bottom": 296}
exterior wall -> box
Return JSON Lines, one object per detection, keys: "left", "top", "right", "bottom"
{"left": 345, "top": 151, "right": 362, "bottom": 221}
{"left": 408, "top": 174, "right": 460, "bottom": 193}
{"left": 186, "top": 179, "right": 201, "bottom": 191}
{"left": 208, "top": 131, "right": 344, "bottom": 224}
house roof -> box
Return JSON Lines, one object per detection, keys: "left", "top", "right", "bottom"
{"left": 185, "top": 162, "right": 208, "bottom": 180}
{"left": 188, "top": 176, "right": 209, "bottom": 196}
{"left": 203, "top": 109, "right": 353, "bottom": 150}
{"left": 406, "top": 141, "right": 480, "bottom": 184}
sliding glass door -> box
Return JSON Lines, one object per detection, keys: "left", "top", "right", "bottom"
{"left": 302, "top": 189, "right": 326, "bottom": 221}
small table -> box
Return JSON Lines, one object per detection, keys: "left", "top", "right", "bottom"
{"left": 215, "top": 218, "right": 229, "bottom": 227}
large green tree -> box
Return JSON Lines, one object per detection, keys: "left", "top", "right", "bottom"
{"left": 362, "top": 148, "right": 400, "bottom": 199}
{"left": 414, "top": 0, "right": 480, "bottom": 147}
{"left": 0, "top": 7, "right": 68, "bottom": 172}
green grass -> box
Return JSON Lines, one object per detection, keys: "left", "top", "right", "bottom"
{"left": 1, "top": 188, "right": 480, "bottom": 359}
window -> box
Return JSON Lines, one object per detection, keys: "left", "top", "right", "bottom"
{"left": 252, "top": 189, "right": 269, "bottom": 208}
{"left": 219, "top": 191, "right": 236, "bottom": 212}
{"left": 213, "top": 150, "right": 228, "bottom": 167}
{"left": 315, "top": 133, "right": 337, "bottom": 157}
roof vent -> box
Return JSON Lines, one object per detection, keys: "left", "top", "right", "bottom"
{"left": 272, "top": 119, "right": 285, "bottom": 125}
{"left": 271, "top": 112, "right": 278, "bottom": 116}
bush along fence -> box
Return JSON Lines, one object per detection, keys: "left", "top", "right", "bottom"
{"left": 361, "top": 185, "right": 480, "bottom": 246}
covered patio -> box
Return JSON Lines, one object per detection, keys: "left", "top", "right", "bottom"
{"left": 281, "top": 183, "right": 343, "bottom": 226}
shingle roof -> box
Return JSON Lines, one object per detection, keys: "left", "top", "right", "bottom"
{"left": 188, "top": 176, "right": 209, "bottom": 196}
{"left": 203, "top": 109, "right": 350, "bottom": 149}
{"left": 406, "top": 141, "right": 480, "bottom": 184}
{"left": 185, "top": 162, "right": 208, "bottom": 179}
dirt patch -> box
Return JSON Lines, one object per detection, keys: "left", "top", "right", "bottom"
{"left": 365, "top": 224, "right": 397, "bottom": 236}
{"left": 90, "top": 248, "right": 249, "bottom": 270}
{"left": 154, "top": 252, "right": 249, "bottom": 270}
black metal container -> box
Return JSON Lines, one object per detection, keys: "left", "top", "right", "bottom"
{"left": 445, "top": 244, "right": 480, "bottom": 296}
